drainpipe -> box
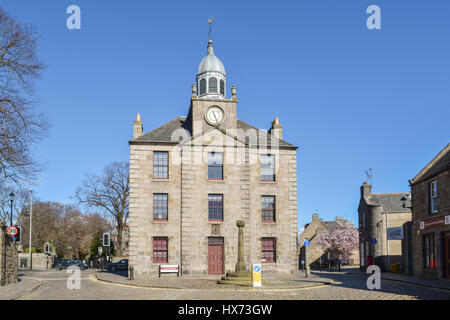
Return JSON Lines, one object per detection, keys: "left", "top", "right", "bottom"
{"left": 386, "top": 211, "right": 390, "bottom": 272}
{"left": 180, "top": 147, "right": 183, "bottom": 276}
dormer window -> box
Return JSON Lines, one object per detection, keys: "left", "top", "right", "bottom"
{"left": 209, "top": 77, "right": 217, "bottom": 93}
{"left": 199, "top": 78, "right": 206, "bottom": 95}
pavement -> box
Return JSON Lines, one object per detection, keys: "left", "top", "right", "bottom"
{"left": 0, "top": 268, "right": 449, "bottom": 300}
{"left": 380, "top": 272, "right": 450, "bottom": 291}
{"left": 95, "top": 270, "right": 332, "bottom": 290}
{"left": 0, "top": 273, "right": 42, "bottom": 300}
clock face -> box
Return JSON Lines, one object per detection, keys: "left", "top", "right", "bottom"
{"left": 206, "top": 106, "right": 225, "bottom": 125}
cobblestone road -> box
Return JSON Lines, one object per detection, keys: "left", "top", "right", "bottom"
{"left": 3, "top": 269, "right": 449, "bottom": 300}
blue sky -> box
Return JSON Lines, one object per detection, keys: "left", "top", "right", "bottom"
{"left": 2, "top": 1, "right": 449, "bottom": 230}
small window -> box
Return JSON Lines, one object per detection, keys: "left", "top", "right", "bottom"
{"left": 260, "top": 154, "right": 275, "bottom": 181}
{"left": 153, "top": 194, "right": 168, "bottom": 221}
{"left": 430, "top": 181, "right": 437, "bottom": 214}
{"left": 208, "top": 152, "right": 223, "bottom": 180}
{"left": 199, "top": 78, "right": 206, "bottom": 95}
{"left": 208, "top": 194, "right": 223, "bottom": 221}
{"left": 220, "top": 80, "right": 225, "bottom": 95}
{"left": 262, "top": 238, "right": 276, "bottom": 263}
{"left": 261, "top": 196, "right": 276, "bottom": 222}
{"left": 423, "top": 234, "right": 436, "bottom": 269}
{"left": 209, "top": 77, "right": 217, "bottom": 93}
{"left": 153, "top": 237, "right": 168, "bottom": 263}
{"left": 154, "top": 151, "right": 169, "bottom": 179}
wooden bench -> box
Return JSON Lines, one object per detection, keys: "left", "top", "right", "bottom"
{"left": 159, "top": 264, "right": 180, "bottom": 277}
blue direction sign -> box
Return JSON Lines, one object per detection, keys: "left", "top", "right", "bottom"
{"left": 370, "top": 238, "right": 377, "bottom": 245}
{"left": 304, "top": 240, "right": 310, "bottom": 246}
{"left": 253, "top": 265, "right": 261, "bottom": 272}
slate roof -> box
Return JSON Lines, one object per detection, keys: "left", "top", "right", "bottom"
{"left": 367, "top": 193, "right": 411, "bottom": 213}
{"left": 410, "top": 143, "right": 450, "bottom": 185}
{"left": 130, "top": 116, "right": 297, "bottom": 149}
{"left": 321, "top": 221, "right": 343, "bottom": 229}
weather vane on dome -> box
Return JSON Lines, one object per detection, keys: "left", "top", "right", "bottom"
{"left": 208, "top": 16, "right": 214, "bottom": 41}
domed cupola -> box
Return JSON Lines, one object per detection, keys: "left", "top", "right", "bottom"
{"left": 196, "top": 40, "right": 226, "bottom": 99}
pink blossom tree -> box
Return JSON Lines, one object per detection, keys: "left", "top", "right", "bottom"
{"left": 317, "top": 227, "right": 359, "bottom": 262}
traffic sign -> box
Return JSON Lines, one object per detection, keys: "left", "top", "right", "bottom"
{"left": 252, "top": 264, "right": 262, "bottom": 287}
{"left": 370, "top": 238, "right": 377, "bottom": 245}
{"left": 304, "top": 240, "right": 310, "bottom": 246}
{"left": 7, "top": 225, "right": 18, "bottom": 237}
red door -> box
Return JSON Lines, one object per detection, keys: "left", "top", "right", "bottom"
{"left": 208, "top": 237, "right": 224, "bottom": 275}
{"left": 444, "top": 234, "right": 450, "bottom": 279}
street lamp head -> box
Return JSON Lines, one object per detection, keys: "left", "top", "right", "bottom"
{"left": 9, "top": 192, "right": 15, "bottom": 200}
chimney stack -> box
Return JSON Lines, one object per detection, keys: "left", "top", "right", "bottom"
{"left": 361, "top": 181, "right": 372, "bottom": 198}
{"left": 269, "top": 117, "right": 282, "bottom": 140}
{"left": 312, "top": 213, "right": 319, "bottom": 222}
{"left": 133, "top": 113, "right": 143, "bottom": 139}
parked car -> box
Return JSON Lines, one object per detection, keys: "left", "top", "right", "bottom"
{"left": 51, "top": 258, "right": 61, "bottom": 269}
{"left": 54, "top": 259, "right": 76, "bottom": 270}
{"left": 75, "top": 260, "right": 88, "bottom": 270}
{"left": 105, "top": 259, "right": 128, "bottom": 272}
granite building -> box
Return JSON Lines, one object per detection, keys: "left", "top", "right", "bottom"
{"left": 128, "top": 39, "right": 299, "bottom": 276}
{"left": 358, "top": 182, "right": 412, "bottom": 272}
{"left": 299, "top": 214, "right": 359, "bottom": 267}
{"left": 410, "top": 143, "right": 450, "bottom": 279}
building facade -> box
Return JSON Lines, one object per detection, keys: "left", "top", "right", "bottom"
{"left": 358, "top": 182, "right": 412, "bottom": 272}
{"left": 410, "top": 143, "right": 450, "bottom": 279}
{"left": 128, "top": 39, "right": 299, "bottom": 276}
{"left": 299, "top": 214, "right": 359, "bottom": 267}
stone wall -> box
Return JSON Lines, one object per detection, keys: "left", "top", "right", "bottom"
{"left": 0, "top": 223, "right": 18, "bottom": 286}
{"left": 18, "top": 253, "right": 49, "bottom": 270}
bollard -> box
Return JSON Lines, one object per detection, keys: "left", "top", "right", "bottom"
{"left": 129, "top": 266, "right": 134, "bottom": 281}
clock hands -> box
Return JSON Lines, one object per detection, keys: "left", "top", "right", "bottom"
{"left": 211, "top": 111, "right": 219, "bottom": 122}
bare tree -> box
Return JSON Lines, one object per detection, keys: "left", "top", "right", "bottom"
{"left": 75, "top": 161, "right": 129, "bottom": 256}
{"left": 0, "top": 181, "right": 29, "bottom": 225}
{"left": 17, "top": 201, "right": 109, "bottom": 259}
{"left": 0, "top": 7, "right": 48, "bottom": 184}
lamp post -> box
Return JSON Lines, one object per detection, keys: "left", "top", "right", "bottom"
{"left": 29, "top": 189, "right": 33, "bottom": 270}
{"left": 9, "top": 192, "right": 15, "bottom": 226}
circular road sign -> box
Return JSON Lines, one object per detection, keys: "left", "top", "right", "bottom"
{"left": 254, "top": 265, "right": 261, "bottom": 272}
{"left": 7, "top": 225, "right": 18, "bottom": 237}
{"left": 304, "top": 240, "right": 310, "bottom": 246}
{"left": 370, "top": 238, "right": 377, "bottom": 245}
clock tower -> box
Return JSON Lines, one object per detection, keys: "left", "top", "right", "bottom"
{"left": 188, "top": 39, "right": 238, "bottom": 137}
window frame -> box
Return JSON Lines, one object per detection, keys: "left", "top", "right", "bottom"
{"left": 153, "top": 237, "right": 168, "bottom": 263}
{"left": 153, "top": 151, "right": 169, "bottom": 179}
{"left": 208, "top": 194, "right": 224, "bottom": 221}
{"left": 261, "top": 196, "right": 276, "bottom": 223}
{"left": 260, "top": 154, "right": 276, "bottom": 182}
{"left": 199, "top": 78, "right": 206, "bottom": 95}
{"left": 423, "top": 233, "right": 437, "bottom": 269}
{"left": 430, "top": 180, "right": 438, "bottom": 214}
{"left": 220, "top": 79, "right": 225, "bottom": 95}
{"left": 153, "top": 193, "right": 168, "bottom": 221}
{"left": 209, "top": 77, "right": 218, "bottom": 93}
{"left": 208, "top": 152, "right": 223, "bottom": 180}
{"left": 261, "top": 237, "right": 276, "bottom": 263}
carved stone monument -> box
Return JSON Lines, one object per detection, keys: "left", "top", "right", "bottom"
{"left": 217, "top": 220, "right": 252, "bottom": 285}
